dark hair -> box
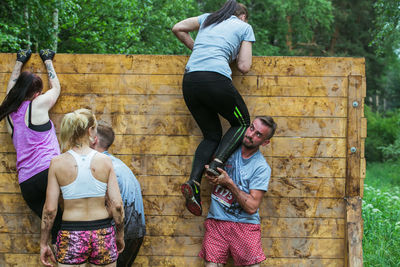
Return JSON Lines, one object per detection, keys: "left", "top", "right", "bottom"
{"left": 96, "top": 121, "right": 115, "bottom": 150}
{"left": 256, "top": 116, "right": 277, "bottom": 140}
{"left": 0, "top": 72, "right": 43, "bottom": 121}
{"left": 203, "top": 0, "right": 249, "bottom": 28}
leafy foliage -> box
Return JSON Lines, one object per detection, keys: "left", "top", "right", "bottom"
{"left": 365, "top": 106, "right": 400, "bottom": 162}
{"left": 0, "top": 0, "right": 399, "bottom": 111}
{"left": 363, "top": 184, "right": 400, "bottom": 266}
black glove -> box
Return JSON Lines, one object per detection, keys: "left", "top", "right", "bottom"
{"left": 39, "top": 49, "right": 55, "bottom": 62}
{"left": 16, "top": 49, "right": 32, "bottom": 63}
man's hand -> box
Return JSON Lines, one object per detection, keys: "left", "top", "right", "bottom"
{"left": 40, "top": 244, "right": 56, "bottom": 267}
{"left": 204, "top": 165, "right": 233, "bottom": 188}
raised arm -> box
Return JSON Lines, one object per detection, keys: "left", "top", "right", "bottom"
{"left": 172, "top": 17, "right": 200, "bottom": 50}
{"left": 36, "top": 49, "right": 61, "bottom": 110}
{"left": 40, "top": 159, "right": 60, "bottom": 266}
{"left": 6, "top": 49, "right": 32, "bottom": 93}
{"left": 236, "top": 41, "right": 253, "bottom": 74}
{"left": 105, "top": 160, "right": 125, "bottom": 253}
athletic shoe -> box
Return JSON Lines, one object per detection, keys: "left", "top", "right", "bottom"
{"left": 206, "top": 159, "right": 224, "bottom": 176}
{"left": 181, "top": 180, "right": 202, "bottom": 216}
{"left": 16, "top": 49, "right": 32, "bottom": 63}
{"left": 39, "top": 49, "right": 55, "bottom": 61}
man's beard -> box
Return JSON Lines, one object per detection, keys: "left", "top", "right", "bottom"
{"left": 243, "top": 136, "right": 257, "bottom": 149}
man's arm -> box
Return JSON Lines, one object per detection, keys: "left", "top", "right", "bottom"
{"left": 105, "top": 160, "right": 125, "bottom": 253}
{"left": 205, "top": 166, "right": 265, "bottom": 214}
{"left": 171, "top": 17, "right": 200, "bottom": 50}
{"left": 40, "top": 159, "right": 59, "bottom": 266}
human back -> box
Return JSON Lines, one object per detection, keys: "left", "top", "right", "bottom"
{"left": 52, "top": 148, "right": 113, "bottom": 221}
{"left": 185, "top": 12, "right": 255, "bottom": 78}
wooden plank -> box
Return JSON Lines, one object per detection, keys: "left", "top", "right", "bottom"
{"left": 0, "top": 233, "right": 39, "bottom": 253}
{"left": 113, "top": 154, "right": 346, "bottom": 177}
{"left": 114, "top": 155, "right": 346, "bottom": 177}
{"left": 0, "top": 153, "right": 16, "bottom": 172}
{"left": 361, "top": 118, "right": 367, "bottom": 138}
{"left": 139, "top": 236, "right": 344, "bottom": 258}
{"left": 134, "top": 256, "right": 344, "bottom": 267}
{"left": 42, "top": 95, "right": 347, "bottom": 117}
{"left": 0, "top": 254, "right": 344, "bottom": 267}
{"left": 0, "top": 254, "right": 41, "bottom": 267}
{"left": 346, "top": 75, "right": 363, "bottom": 197}
{"left": 0, "top": 193, "right": 344, "bottom": 218}
{"left": 0, "top": 213, "right": 344, "bottom": 238}
{"left": 1, "top": 115, "right": 348, "bottom": 138}
{"left": 272, "top": 158, "right": 346, "bottom": 178}
{"left": 142, "top": 196, "right": 344, "bottom": 218}
{"left": 0, "top": 173, "right": 19, "bottom": 193}
{"left": 108, "top": 136, "right": 346, "bottom": 157}
{"left": 0, "top": 214, "right": 40, "bottom": 234}
{"left": 0, "top": 94, "right": 347, "bottom": 119}
{"left": 256, "top": 76, "right": 348, "bottom": 97}
{"left": 345, "top": 75, "right": 364, "bottom": 267}
{"left": 0, "top": 173, "right": 345, "bottom": 197}
{"left": 0, "top": 194, "right": 32, "bottom": 213}
{"left": 0, "top": 73, "right": 348, "bottom": 97}
{"left": 248, "top": 56, "right": 365, "bottom": 77}
{"left": 145, "top": 216, "right": 344, "bottom": 238}
{"left": 345, "top": 197, "right": 363, "bottom": 267}
{"left": 134, "top": 175, "right": 345, "bottom": 198}
{"left": 0, "top": 54, "right": 365, "bottom": 76}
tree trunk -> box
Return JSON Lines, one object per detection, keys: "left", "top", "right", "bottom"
{"left": 329, "top": 26, "right": 339, "bottom": 55}
{"left": 286, "top": 15, "right": 293, "bottom": 51}
{"left": 24, "top": 6, "right": 30, "bottom": 49}
{"left": 52, "top": 8, "right": 59, "bottom": 52}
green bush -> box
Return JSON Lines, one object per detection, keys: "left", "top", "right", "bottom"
{"left": 363, "top": 184, "right": 400, "bottom": 266}
{"left": 365, "top": 106, "right": 400, "bottom": 162}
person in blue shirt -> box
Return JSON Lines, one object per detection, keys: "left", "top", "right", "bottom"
{"left": 172, "top": 0, "right": 255, "bottom": 216}
{"left": 91, "top": 122, "right": 146, "bottom": 267}
{"left": 201, "top": 116, "right": 277, "bottom": 267}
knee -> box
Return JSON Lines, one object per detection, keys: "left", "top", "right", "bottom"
{"left": 204, "top": 131, "right": 222, "bottom": 143}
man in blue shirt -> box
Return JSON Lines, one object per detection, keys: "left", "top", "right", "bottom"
{"left": 91, "top": 122, "right": 146, "bottom": 267}
{"left": 200, "top": 116, "right": 277, "bottom": 267}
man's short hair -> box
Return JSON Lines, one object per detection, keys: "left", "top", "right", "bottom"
{"left": 97, "top": 121, "right": 115, "bottom": 150}
{"left": 256, "top": 116, "right": 277, "bottom": 140}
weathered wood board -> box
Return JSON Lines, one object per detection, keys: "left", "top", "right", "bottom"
{"left": 0, "top": 54, "right": 365, "bottom": 266}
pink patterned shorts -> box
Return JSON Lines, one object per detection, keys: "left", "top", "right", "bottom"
{"left": 199, "top": 218, "right": 266, "bottom": 266}
{"left": 56, "top": 218, "right": 118, "bottom": 265}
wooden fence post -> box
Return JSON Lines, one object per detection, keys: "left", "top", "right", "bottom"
{"left": 345, "top": 75, "right": 365, "bottom": 267}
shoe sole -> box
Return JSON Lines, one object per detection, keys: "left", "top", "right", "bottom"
{"left": 205, "top": 167, "right": 220, "bottom": 176}
{"left": 181, "top": 183, "right": 202, "bottom": 216}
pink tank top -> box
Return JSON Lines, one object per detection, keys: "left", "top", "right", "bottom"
{"left": 10, "top": 101, "right": 60, "bottom": 184}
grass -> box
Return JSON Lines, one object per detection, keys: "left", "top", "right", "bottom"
{"left": 363, "top": 160, "right": 400, "bottom": 267}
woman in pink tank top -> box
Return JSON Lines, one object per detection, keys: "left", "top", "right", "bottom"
{"left": 0, "top": 49, "right": 62, "bottom": 245}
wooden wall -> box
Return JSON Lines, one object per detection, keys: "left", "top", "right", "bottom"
{"left": 0, "top": 54, "right": 366, "bottom": 266}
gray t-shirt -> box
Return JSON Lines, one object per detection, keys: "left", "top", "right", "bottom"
{"left": 104, "top": 151, "right": 146, "bottom": 239}
{"left": 185, "top": 13, "right": 256, "bottom": 79}
{"left": 207, "top": 148, "right": 270, "bottom": 224}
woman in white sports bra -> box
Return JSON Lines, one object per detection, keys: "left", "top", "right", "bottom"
{"left": 39, "top": 109, "right": 124, "bottom": 267}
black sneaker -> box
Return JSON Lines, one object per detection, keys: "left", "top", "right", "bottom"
{"left": 16, "top": 49, "right": 32, "bottom": 63}
{"left": 39, "top": 49, "right": 55, "bottom": 61}
{"left": 181, "top": 180, "right": 202, "bottom": 216}
{"left": 206, "top": 159, "right": 224, "bottom": 176}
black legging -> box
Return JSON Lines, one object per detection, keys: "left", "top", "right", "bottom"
{"left": 19, "top": 169, "right": 63, "bottom": 244}
{"left": 183, "top": 71, "right": 250, "bottom": 183}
